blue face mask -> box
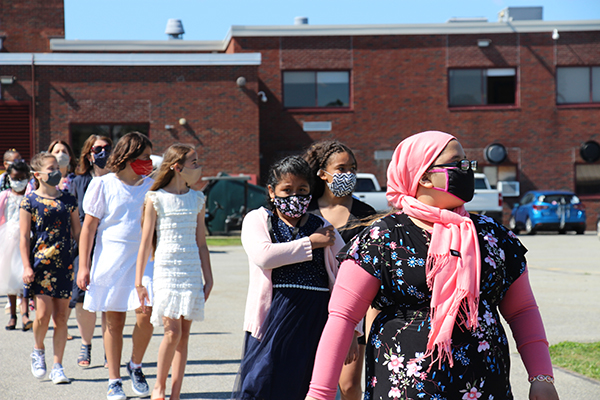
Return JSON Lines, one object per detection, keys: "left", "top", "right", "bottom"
{"left": 93, "top": 150, "right": 109, "bottom": 169}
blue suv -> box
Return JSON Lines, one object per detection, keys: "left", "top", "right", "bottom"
{"left": 509, "top": 191, "right": 586, "bottom": 235}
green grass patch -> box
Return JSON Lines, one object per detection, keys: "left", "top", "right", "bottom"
{"left": 549, "top": 341, "right": 600, "bottom": 381}
{"left": 206, "top": 236, "right": 242, "bottom": 246}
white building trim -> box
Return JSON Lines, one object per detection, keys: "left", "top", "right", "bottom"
{"left": 228, "top": 20, "right": 600, "bottom": 37}
{"left": 0, "top": 52, "right": 261, "bottom": 66}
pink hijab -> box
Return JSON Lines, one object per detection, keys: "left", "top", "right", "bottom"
{"left": 386, "top": 131, "right": 481, "bottom": 368}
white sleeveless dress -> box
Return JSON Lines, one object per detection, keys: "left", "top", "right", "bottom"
{"left": 147, "top": 189, "right": 206, "bottom": 326}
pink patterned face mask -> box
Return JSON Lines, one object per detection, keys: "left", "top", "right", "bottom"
{"left": 273, "top": 194, "right": 312, "bottom": 218}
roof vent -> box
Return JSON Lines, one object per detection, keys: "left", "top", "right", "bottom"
{"left": 294, "top": 16, "right": 308, "bottom": 25}
{"left": 165, "top": 19, "right": 184, "bottom": 40}
{"left": 498, "top": 7, "right": 543, "bottom": 22}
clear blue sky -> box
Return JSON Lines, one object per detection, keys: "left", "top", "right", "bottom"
{"left": 64, "top": 0, "right": 600, "bottom": 41}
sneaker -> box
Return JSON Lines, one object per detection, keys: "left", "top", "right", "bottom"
{"left": 30, "top": 349, "right": 46, "bottom": 379}
{"left": 49, "top": 364, "right": 70, "bottom": 384}
{"left": 126, "top": 362, "right": 150, "bottom": 396}
{"left": 106, "top": 380, "right": 127, "bottom": 400}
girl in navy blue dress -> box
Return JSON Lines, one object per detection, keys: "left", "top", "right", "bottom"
{"left": 20, "top": 152, "right": 81, "bottom": 384}
{"left": 233, "top": 155, "right": 345, "bottom": 400}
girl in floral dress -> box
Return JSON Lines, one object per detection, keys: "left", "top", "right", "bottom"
{"left": 20, "top": 153, "right": 80, "bottom": 384}
{"left": 306, "top": 131, "right": 559, "bottom": 400}
{"left": 135, "top": 144, "right": 213, "bottom": 400}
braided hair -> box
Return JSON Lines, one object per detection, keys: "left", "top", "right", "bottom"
{"left": 304, "top": 140, "right": 357, "bottom": 200}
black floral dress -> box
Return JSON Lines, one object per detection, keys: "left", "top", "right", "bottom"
{"left": 338, "top": 213, "right": 526, "bottom": 400}
{"left": 21, "top": 192, "right": 77, "bottom": 299}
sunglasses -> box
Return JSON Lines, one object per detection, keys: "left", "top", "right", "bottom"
{"left": 430, "top": 159, "right": 477, "bottom": 171}
{"left": 91, "top": 145, "right": 111, "bottom": 154}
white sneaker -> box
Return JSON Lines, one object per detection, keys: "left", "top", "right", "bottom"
{"left": 30, "top": 350, "right": 46, "bottom": 379}
{"left": 49, "top": 364, "right": 70, "bottom": 384}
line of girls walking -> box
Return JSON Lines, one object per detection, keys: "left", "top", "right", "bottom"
{"left": 234, "top": 132, "right": 559, "bottom": 400}
{"left": 0, "top": 132, "right": 213, "bottom": 400}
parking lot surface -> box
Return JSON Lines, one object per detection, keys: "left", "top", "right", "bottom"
{"left": 1, "top": 233, "right": 599, "bottom": 400}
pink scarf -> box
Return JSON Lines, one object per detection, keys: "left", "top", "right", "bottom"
{"left": 386, "top": 131, "right": 481, "bottom": 368}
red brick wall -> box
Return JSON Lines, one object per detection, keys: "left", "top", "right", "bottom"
{"left": 0, "top": 0, "right": 64, "bottom": 52}
{"left": 237, "top": 31, "right": 600, "bottom": 227}
{"left": 0, "top": 64, "right": 260, "bottom": 178}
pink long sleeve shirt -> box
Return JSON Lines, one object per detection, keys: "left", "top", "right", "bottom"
{"left": 307, "top": 259, "right": 553, "bottom": 400}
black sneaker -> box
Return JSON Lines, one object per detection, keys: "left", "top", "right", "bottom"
{"left": 126, "top": 362, "right": 150, "bottom": 396}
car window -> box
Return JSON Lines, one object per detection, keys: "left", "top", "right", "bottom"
{"left": 541, "top": 194, "right": 574, "bottom": 204}
{"left": 474, "top": 178, "right": 488, "bottom": 190}
{"left": 522, "top": 193, "right": 534, "bottom": 204}
{"left": 355, "top": 178, "right": 376, "bottom": 192}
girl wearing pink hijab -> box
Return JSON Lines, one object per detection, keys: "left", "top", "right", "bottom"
{"left": 306, "top": 131, "right": 559, "bottom": 400}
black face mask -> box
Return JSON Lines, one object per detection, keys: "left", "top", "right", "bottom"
{"left": 93, "top": 151, "right": 109, "bottom": 169}
{"left": 432, "top": 167, "right": 475, "bottom": 203}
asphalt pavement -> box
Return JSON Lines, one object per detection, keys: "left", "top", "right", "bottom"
{"left": 1, "top": 233, "right": 599, "bottom": 400}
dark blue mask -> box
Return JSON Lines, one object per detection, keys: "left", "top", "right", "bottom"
{"left": 93, "top": 151, "right": 108, "bottom": 169}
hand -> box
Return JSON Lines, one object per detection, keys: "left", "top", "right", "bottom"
{"left": 203, "top": 279, "right": 214, "bottom": 302}
{"left": 529, "top": 380, "right": 559, "bottom": 400}
{"left": 136, "top": 285, "right": 150, "bottom": 313}
{"left": 22, "top": 267, "right": 35, "bottom": 285}
{"left": 77, "top": 268, "right": 90, "bottom": 291}
{"left": 344, "top": 333, "right": 359, "bottom": 365}
{"left": 309, "top": 226, "right": 336, "bottom": 249}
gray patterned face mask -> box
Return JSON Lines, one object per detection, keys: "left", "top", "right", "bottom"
{"left": 324, "top": 171, "right": 357, "bottom": 197}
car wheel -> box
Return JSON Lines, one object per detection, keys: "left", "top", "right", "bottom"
{"left": 576, "top": 229, "right": 584, "bottom": 235}
{"left": 524, "top": 217, "right": 536, "bottom": 235}
{"left": 558, "top": 229, "right": 566, "bottom": 235}
{"left": 508, "top": 216, "right": 519, "bottom": 233}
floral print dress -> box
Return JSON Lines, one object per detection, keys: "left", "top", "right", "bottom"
{"left": 338, "top": 213, "right": 526, "bottom": 400}
{"left": 21, "top": 192, "right": 77, "bottom": 298}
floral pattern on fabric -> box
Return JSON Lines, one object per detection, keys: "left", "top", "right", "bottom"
{"left": 338, "top": 213, "right": 526, "bottom": 400}
{"left": 21, "top": 192, "right": 77, "bottom": 298}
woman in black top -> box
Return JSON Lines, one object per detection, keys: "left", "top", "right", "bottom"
{"left": 304, "top": 140, "right": 377, "bottom": 400}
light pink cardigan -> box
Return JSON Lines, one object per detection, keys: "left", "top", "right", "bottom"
{"left": 241, "top": 207, "right": 345, "bottom": 340}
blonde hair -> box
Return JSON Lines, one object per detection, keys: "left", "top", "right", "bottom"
{"left": 150, "top": 143, "right": 195, "bottom": 191}
{"left": 145, "top": 143, "right": 197, "bottom": 255}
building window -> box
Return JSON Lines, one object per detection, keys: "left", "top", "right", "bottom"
{"left": 448, "top": 68, "right": 516, "bottom": 107}
{"left": 575, "top": 164, "right": 600, "bottom": 195}
{"left": 283, "top": 71, "right": 350, "bottom": 108}
{"left": 70, "top": 124, "right": 149, "bottom": 158}
{"left": 556, "top": 66, "right": 600, "bottom": 104}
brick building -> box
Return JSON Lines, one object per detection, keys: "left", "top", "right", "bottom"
{"left": 1, "top": 0, "right": 600, "bottom": 226}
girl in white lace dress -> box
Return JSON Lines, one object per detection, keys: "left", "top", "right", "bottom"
{"left": 135, "top": 144, "right": 213, "bottom": 400}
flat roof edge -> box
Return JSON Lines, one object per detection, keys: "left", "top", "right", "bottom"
{"left": 230, "top": 20, "right": 600, "bottom": 37}
{"left": 0, "top": 53, "right": 262, "bottom": 66}
{"left": 50, "top": 39, "right": 228, "bottom": 52}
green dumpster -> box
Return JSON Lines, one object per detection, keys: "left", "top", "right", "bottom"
{"left": 202, "top": 173, "right": 268, "bottom": 235}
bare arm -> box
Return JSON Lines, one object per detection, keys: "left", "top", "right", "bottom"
{"left": 196, "top": 203, "right": 213, "bottom": 302}
{"left": 19, "top": 208, "right": 34, "bottom": 284}
{"left": 135, "top": 199, "right": 157, "bottom": 312}
{"left": 77, "top": 214, "right": 100, "bottom": 290}
{"left": 70, "top": 209, "right": 81, "bottom": 246}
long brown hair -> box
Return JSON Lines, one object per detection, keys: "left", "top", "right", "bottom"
{"left": 145, "top": 143, "right": 196, "bottom": 255}
{"left": 107, "top": 132, "right": 152, "bottom": 173}
{"left": 75, "top": 135, "right": 112, "bottom": 175}
{"left": 48, "top": 140, "right": 77, "bottom": 174}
